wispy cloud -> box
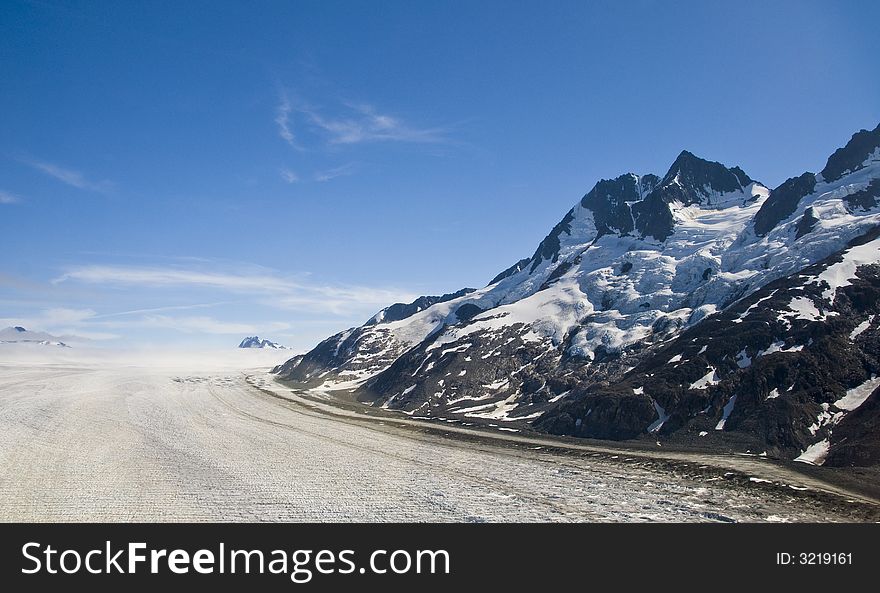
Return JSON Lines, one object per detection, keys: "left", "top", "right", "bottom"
{"left": 275, "top": 93, "right": 296, "bottom": 146}
{"left": 54, "top": 264, "right": 417, "bottom": 316}
{"left": 93, "top": 302, "right": 228, "bottom": 319}
{"left": 315, "top": 162, "right": 357, "bottom": 182}
{"left": 301, "top": 102, "right": 449, "bottom": 145}
{"left": 0, "top": 307, "right": 96, "bottom": 328}
{"left": 55, "top": 266, "right": 295, "bottom": 293}
{"left": 0, "top": 190, "right": 21, "bottom": 204}
{"left": 40, "top": 307, "right": 98, "bottom": 325}
{"left": 22, "top": 159, "right": 113, "bottom": 192}
{"left": 279, "top": 168, "right": 300, "bottom": 183}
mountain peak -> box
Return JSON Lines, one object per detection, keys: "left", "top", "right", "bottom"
{"left": 820, "top": 122, "right": 880, "bottom": 182}
{"left": 662, "top": 150, "right": 753, "bottom": 194}
{"left": 238, "top": 336, "right": 288, "bottom": 349}
{"left": 0, "top": 326, "right": 68, "bottom": 346}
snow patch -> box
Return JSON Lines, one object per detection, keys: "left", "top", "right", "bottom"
{"left": 786, "top": 296, "right": 824, "bottom": 321}
{"left": 759, "top": 341, "right": 803, "bottom": 356}
{"left": 813, "top": 236, "right": 880, "bottom": 304}
{"left": 834, "top": 376, "right": 880, "bottom": 411}
{"left": 715, "top": 393, "right": 737, "bottom": 430}
{"left": 735, "top": 348, "right": 751, "bottom": 368}
{"left": 690, "top": 368, "right": 719, "bottom": 390}
{"left": 646, "top": 399, "right": 669, "bottom": 433}
{"left": 850, "top": 315, "right": 874, "bottom": 340}
{"left": 794, "top": 440, "right": 830, "bottom": 465}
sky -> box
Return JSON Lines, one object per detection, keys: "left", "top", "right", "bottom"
{"left": 1, "top": 0, "right": 878, "bottom": 351}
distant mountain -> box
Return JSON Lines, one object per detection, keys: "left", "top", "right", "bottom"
{"left": 0, "top": 326, "right": 69, "bottom": 347}
{"left": 274, "top": 123, "right": 880, "bottom": 466}
{"left": 238, "top": 336, "right": 289, "bottom": 349}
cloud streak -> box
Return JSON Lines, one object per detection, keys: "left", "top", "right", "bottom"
{"left": 54, "top": 264, "right": 417, "bottom": 316}
{"left": 92, "top": 302, "right": 228, "bottom": 319}
{"left": 302, "top": 102, "right": 450, "bottom": 145}
{"left": 280, "top": 168, "right": 300, "bottom": 183}
{"left": 134, "top": 315, "right": 287, "bottom": 335}
{"left": 23, "top": 159, "right": 113, "bottom": 192}
{"left": 0, "top": 190, "right": 21, "bottom": 204}
{"left": 275, "top": 93, "right": 296, "bottom": 146}
{"left": 0, "top": 308, "right": 275, "bottom": 339}
{"left": 314, "top": 162, "right": 357, "bottom": 182}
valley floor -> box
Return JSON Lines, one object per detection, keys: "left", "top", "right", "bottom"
{"left": 0, "top": 361, "right": 878, "bottom": 522}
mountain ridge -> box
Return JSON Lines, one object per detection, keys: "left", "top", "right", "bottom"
{"left": 274, "top": 123, "right": 880, "bottom": 466}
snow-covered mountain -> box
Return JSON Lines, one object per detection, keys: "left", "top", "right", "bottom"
{"left": 274, "top": 123, "right": 880, "bottom": 465}
{"left": 238, "top": 336, "right": 289, "bottom": 349}
{"left": 0, "top": 326, "right": 69, "bottom": 347}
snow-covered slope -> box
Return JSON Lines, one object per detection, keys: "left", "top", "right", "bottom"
{"left": 539, "top": 226, "right": 880, "bottom": 465}
{"left": 274, "top": 123, "right": 880, "bottom": 463}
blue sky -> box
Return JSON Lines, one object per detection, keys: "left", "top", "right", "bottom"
{"left": 1, "top": 0, "right": 878, "bottom": 351}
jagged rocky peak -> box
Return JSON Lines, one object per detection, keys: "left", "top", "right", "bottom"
{"left": 238, "top": 336, "right": 288, "bottom": 349}
{"left": 580, "top": 173, "right": 644, "bottom": 237}
{"left": 659, "top": 150, "right": 755, "bottom": 203}
{"left": 627, "top": 151, "right": 762, "bottom": 242}
{"left": 821, "top": 122, "right": 880, "bottom": 183}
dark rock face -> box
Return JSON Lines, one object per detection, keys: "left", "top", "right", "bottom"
{"left": 454, "top": 303, "right": 483, "bottom": 321}
{"left": 366, "top": 288, "right": 475, "bottom": 325}
{"left": 580, "top": 174, "right": 639, "bottom": 237}
{"left": 821, "top": 123, "right": 880, "bottom": 182}
{"left": 640, "top": 174, "right": 661, "bottom": 195}
{"left": 794, "top": 207, "right": 820, "bottom": 239}
{"left": 845, "top": 178, "right": 880, "bottom": 212}
{"left": 824, "top": 387, "right": 880, "bottom": 466}
{"left": 536, "top": 389, "right": 656, "bottom": 439}
{"left": 661, "top": 150, "right": 753, "bottom": 202}
{"left": 528, "top": 209, "right": 575, "bottom": 272}
{"left": 753, "top": 172, "right": 817, "bottom": 237}
{"left": 632, "top": 192, "right": 676, "bottom": 241}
